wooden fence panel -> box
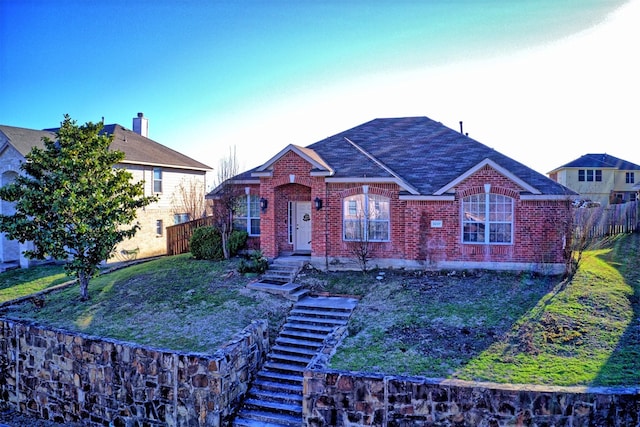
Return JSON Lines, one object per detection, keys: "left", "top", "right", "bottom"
{"left": 573, "top": 201, "right": 639, "bottom": 238}
{"left": 166, "top": 216, "right": 217, "bottom": 256}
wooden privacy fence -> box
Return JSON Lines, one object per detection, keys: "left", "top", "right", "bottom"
{"left": 573, "top": 201, "right": 639, "bottom": 238}
{"left": 166, "top": 216, "right": 216, "bottom": 256}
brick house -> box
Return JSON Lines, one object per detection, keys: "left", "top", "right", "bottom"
{"left": 0, "top": 114, "right": 211, "bottom": 269}
{"left": 548, "top": 153, "right": 640, "bottom": 206}
{"left": 211, "top": 116, "right": 576, "bottom": 274}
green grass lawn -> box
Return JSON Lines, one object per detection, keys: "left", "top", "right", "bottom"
{"left": 0, "top": 264, "right": 68, "bottom": 303}
{"left": 0, "top": 254, "right": 292, "bottom": 353}
{"left": 2, "top": 234, "right": 639, "bottom": 386}
{"left": 456, "top": 234, "right": 640, "bottom": 386}
{"left": 322, "top": 233, "right": 640, "bottom": 386}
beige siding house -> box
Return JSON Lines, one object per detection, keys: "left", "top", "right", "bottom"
{"left": 0, "top": 114, "right": 211, "bottom": 270}
{"left": 548, "top": 153, "right": 640, "bottom": 206}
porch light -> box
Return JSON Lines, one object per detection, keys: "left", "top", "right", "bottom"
{"left": 259, "top": 197, "right": 268, "bottom": 212}
{"left": 314, "top": 197, "right": 323, "bottom": 211}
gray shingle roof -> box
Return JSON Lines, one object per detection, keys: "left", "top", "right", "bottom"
{"left": 553, "top": 153, "right": 640, "bottom": 171}
{"left": 305, "top": 117, "right": 573, "bottom": 196}
{"left": 103, "top": 124, "right": 211, "bottom": 171}
{"left": 0, "top": 123, "right": 211, "bottom": 171}
{"left": 0, "top": 125, "right": 56, "bottom": 156}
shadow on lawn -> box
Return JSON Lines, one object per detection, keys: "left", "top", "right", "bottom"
{"left": 592, "top": 233, "right": 640, "bottom": 386}
{"left": 321, "top": 268, "right": 563, "bottom": 378}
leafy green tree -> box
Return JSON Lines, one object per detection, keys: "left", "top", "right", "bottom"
{"left": 0, "top": 115, "right": 157, "bottom": 301}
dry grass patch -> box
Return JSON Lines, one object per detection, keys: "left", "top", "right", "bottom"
{"left": 0, "top": 254, "right": 292, "bottom": 353}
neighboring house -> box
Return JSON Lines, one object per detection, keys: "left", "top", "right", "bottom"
{"left": 0, "top": 113, "right": 212, "bottom": 269}
{"left": 548, "top": 153, "right": 640, "bottom": 206}
{"left": 208, "top": 116, "right": 576, "bottom": 274}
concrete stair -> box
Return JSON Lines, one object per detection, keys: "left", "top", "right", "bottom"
{"left": 246, "top": 260, "right": 309, "bottom": 301}
{"left": 0, "top": 261, "right": 19, "bottom": 273}
{"left": 232, "top": 296, "right": 358, "bottom": 427}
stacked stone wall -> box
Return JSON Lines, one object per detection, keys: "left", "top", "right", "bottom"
{"left": 303, "top": 370, "right": 640, "bottom": 426}
{"left": 0, "top": 318, "right": 268, "bottom": 426}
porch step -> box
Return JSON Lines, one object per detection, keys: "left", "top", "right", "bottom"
{"left": 271, "top": 344, "right": 319, "bottom": 357}
{"left": 274, "top": 336, "right": 323, "bottom": 349}
{"left": 268, "top": 352, "right": 314, "bottom": 366}
{"left": 282, "top": 322, "right": 335, "bottom": 334}
{"left": 233, "top": 410, "right": 302, "bottom": 427}
{"left": 247, "top": 259, "right": 309, "bottom": 301}
{"left": 0, "top": 261, "right": 20, "bottom": 273}
{"left": 255, "top": 371, "right": 303, "bottom": 386}
{"left": 253, "top": 379, "right": 303, "bottom": 394}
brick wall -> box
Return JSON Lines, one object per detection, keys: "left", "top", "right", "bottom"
{"left": 249, "top": 154, "right": 571, "bottom": 273}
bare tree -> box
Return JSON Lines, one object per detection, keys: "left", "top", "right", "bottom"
{"left": 346, "top": 214, "right": 372, "bottom": 273}
{"left": 171, "top": 176, "right": 207, "bottom": 221}
{"left": 209, "top": 146, "right": 242, "bottom": 259}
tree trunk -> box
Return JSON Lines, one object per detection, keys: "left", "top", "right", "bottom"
{"left": 78, "top": 271, "right": 90, "bottom": 301}
{"left": 221, "top": 224, "right": 230, "bottom": 259}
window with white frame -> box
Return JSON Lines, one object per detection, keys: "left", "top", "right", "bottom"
{"left": 153, "top": 167, "right": 163, "bottom": 193}
{"left": 234, "top": 194, "right": 260, "bottom": 236}
{"left": 462, "top": 193, "right": 513, "bottom": 244}
{"left": 343, "top": 193, "right": 390, "bottom": 241}
{"left": 156, "top": 219, "right": 163, "bottom": 236}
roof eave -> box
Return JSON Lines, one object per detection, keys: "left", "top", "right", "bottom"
{"left": 324, "top": 176, "right": 420, "bottom": 195}
{"left": 119, "top": 159, "right": 211, "bottom": 172}
{"left": 520, "top": 194, "right": 578, "bottom": 201}
{"left": 400, "top": 194, "right": 456, "bottom": 201}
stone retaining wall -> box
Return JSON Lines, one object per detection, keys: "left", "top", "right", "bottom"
{"left": 303, "top": 370, "right": 640, "bottom": 426}
{"left": 0, "top": 318, "right": 269, "bottom": 426}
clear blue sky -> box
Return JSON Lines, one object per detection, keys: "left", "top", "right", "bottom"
{"left": 1, "top": 0, "right": 637, "bottom": 184}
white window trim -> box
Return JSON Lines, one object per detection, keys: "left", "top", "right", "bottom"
{"left": 343, "top": 190, "right": 391, "bottom": 242}
{"left": 461, "top": 192, "right": 514, "bottom": 245}
{"left": 153, "top": 167, "right": 163, "bottom": 193}
{"left": 234, "top": 192, "right": 261, "bottom": 236}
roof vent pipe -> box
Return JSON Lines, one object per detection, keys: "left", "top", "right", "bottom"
{"left": 459, "top": 121, "right": 468, "bottom": 136}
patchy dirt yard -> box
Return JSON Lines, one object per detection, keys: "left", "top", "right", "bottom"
{"left": 297, "top": 266, "right": 562, "bottom": 378}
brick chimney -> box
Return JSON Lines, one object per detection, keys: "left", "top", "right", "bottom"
{"left": 132, "top": 112, "right": 148, "bottom": 137}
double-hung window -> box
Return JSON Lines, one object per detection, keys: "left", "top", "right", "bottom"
{"left": 626, "top": 172, "right": 635, "bottom": 184}
{"left": 462, "top": 193, "right": 513, "bottom": 244}
{"left": 578, "top": 169, "right": 602, "bottom": 182}
{"left": 153, "top": 167, "right": 163, "bottom": 193}
{"left": 343, "top": 193, "right": 390, "bottom": 241}
{"left": 234, "top": 194, "right": 260, "bottom": 236}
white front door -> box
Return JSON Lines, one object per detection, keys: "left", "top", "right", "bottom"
{"left": 294, "top": 201, "right": 312, "bottom": 252}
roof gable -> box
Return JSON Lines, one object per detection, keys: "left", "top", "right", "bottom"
{"left": 434, "top": 158, "right": 541, "bottom": 195}
{"left": 253, "top": 144, "right": 334, "bottom": 176}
